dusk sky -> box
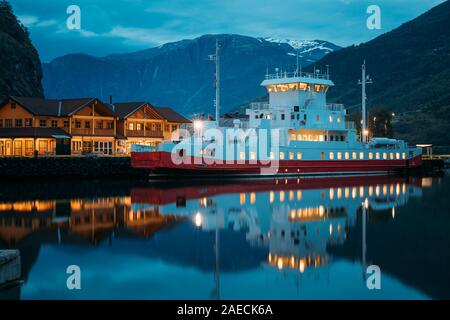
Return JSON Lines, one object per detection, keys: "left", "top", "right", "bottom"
{"left": 9, "top": 0, "right": 445, "bottom": 62}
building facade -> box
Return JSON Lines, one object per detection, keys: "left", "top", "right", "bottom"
{"left": 0, "top": 96, "right": 190, "bottom": 156}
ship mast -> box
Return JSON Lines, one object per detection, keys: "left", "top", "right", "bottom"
{"left": 358, "top": 61, "right": 373, "bottom": 143}
{"left": 209, "top": 39, "right": 221, "bottom": 125}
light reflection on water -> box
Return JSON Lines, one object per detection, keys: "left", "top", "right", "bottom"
{"left": 0, "top": 174, "right": 449, "bottom": 300}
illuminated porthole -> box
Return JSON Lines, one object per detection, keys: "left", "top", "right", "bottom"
{"left": 376, "top": 152, "right": 380, "bottom": 160}
{"left": 280, "top": 152, "right": 285, "bottom": 160}
{"left": 359, "top": 152, "right": 364, "bottom": 160}
{"left": 345, "top": 152, "right": 349, "bottom": 160}
{"left": 297, "top": 152, "right": 302, "bottom": 160}
{"left": 329, "top": 152, "right": 334, "bottom": 160}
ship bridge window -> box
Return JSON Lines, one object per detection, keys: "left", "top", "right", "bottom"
{"left": 314, "top": 84, "right": 321, "bottom": 92}
{"left": 288, "top": 83, "right": 298, "bottom": 91}
{"left": 299, "top": 83, "right": 308, "bottom": 91}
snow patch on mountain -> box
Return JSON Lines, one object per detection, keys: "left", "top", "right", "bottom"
{"left": 261, "top": 37, "right": 336, "bottom": 54}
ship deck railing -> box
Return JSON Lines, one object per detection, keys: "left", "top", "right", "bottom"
{"left": 327, "top": 103, "right": 345, "bottom": 111}
{"left": 265, "top": 71, "right": 330, "bottom": 80}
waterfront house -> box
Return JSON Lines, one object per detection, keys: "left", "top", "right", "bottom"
{"left": 0, "top": 96, "right": 190, "bottom": 156}
{"left": 113, "top": 102, "right": 165, "bottom": 154}
{"left": 0, "top": 96, "right": 116, "bottom": 155}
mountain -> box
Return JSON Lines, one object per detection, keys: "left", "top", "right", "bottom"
{"left": 307, "top": 0, "right": 450, "bottom": 145}
{"left": 42, "top": 34, "right": 340, "bottom": 116}
{"left": 0, "top": 1, "right": 43, "bottom": 100}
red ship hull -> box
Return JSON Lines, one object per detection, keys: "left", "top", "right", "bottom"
{"left": 131, "top": 151, "right": 422, "bottom": 176}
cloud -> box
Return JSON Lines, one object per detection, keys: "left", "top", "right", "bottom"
{"left": 17, "top": 15, "right": 39, "bottom": 26}
{"left": 17, "top": 14, "right": 58, "bottom": 28}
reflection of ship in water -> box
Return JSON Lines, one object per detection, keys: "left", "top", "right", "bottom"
{"left": 0, "top": 175, "right": 429, "bottom": 299}
{"left": 131, "top": 176, "right": 423, "bottom": 275}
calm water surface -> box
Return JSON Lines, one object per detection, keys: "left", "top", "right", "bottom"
{"left": 0, "top": 173, "right": 449, "bottom": 300}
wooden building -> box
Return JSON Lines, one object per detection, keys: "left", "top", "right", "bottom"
{"left": 0, "top": 96, "right": 190, "bottom": 156}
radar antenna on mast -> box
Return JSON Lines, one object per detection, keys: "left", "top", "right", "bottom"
{"left": 358, "top": 60, "right": 373, "bottom": 143}
{"left": 209, "top": 39, "right": 221, "bottom": 125}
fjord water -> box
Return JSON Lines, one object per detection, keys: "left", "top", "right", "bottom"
{"left": 0, "top": 173, "right": 449, "bottom": 300}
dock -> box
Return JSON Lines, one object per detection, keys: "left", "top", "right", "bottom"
{"left": 0, "top": 155, "right": 147, "bottom": 179}
{"left": 0, "top": 250, "right": 21, "bottom": 285}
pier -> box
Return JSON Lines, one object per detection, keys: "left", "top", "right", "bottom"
{"left": 0, "top": 250, "right": 21, "bottom": 299}
{"left": 0, "top": 155, "right": 147, "bottom": 179}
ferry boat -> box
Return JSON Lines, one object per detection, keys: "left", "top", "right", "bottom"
{"left": 131, "top": 42, "right": 422, "bottom": 177}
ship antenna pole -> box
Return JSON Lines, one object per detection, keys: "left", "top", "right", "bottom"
{"left": 296, "top": 50, "right": 299, "bottom": 76}
{"left": 215, "top": 39, "right": 220, "bottom": 126}
{"left": 358, "top": 60, "right": 372, "bottom": 143}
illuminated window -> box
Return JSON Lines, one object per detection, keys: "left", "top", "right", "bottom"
{"left": 297, "top": 152, "right": 302, "bottom": 160}
{"left": 129, "top": 122, "right": 134, "bottom": 130}
{"left": 314, "top": 84, "right": 321, "bottom": 92}
{"left": 402, "top": 152, "right": 406, "bottom": 160}
{"left": 329, "top": 152, "right": 334, "bottom": 160}
{"left": 319, "top": 135, "right": 324, "bottom": 141}
{"left": 239, "top": 151, "right": 245, "bottom": 160}
{"left": 352, "top": 152, "right": 357, "bottom": 160}
{"left": 369, "top": 152, "right": 373, "bottom": 160}
{"left": 359, "top": 152, "right": 365, "bottom": 160}
{"left": 136, "top": 123, "right": 142, "bottom": 130}
{"left": 329, "top": 115, "right": 333, "bottom": 123}
{"left": 390, "top": 153, "right": 394, "bottom": 160}
{"left": 337, "top": 116, "right": 341, "bottom": 123}
{"left": 376, "top": 152, "right": 380, "bottom": 160}
{"left": 337, "top": 152, "right": 342, "bottom": 160}
{"left": 270, "top": 152, "right": 274, "bottom": 160}
{"left": 299, "top": 83, "right": 308, "bottom": 91}
{"left": 280, "top": 152, "right": 285, "bottom": 160}
{"left": 250, "top": 151, "right": 256, "bottom": 160}
{"left": 345, "top": 152, "right": 349, "bottom": 160}
{"left": 289, "top": 152, "right": 294, "bottom": 160}
{"left": 396, "top": 153, "right": 400, "bottom": 160}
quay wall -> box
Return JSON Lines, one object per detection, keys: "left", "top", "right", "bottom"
{"left": 0, "top": 156, "right": 146, "bottom": 179}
